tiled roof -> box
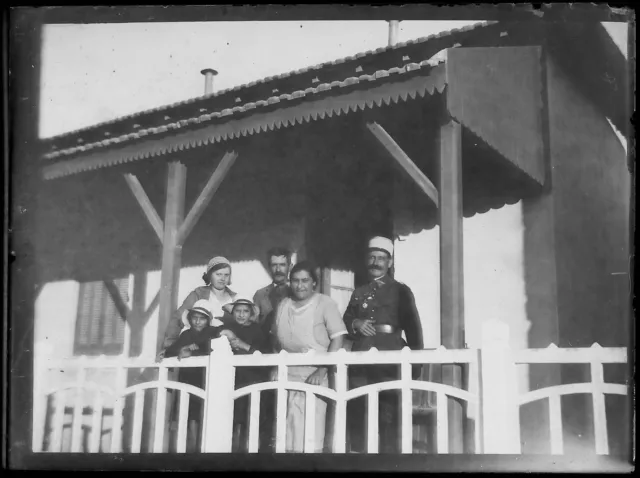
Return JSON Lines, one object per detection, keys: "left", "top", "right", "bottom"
{"left": 42, "top": 63, "right": 446, "bottom": 179}
{"left": 44, "top": 59, "right": 445, "bottom": 162}
{"left": 43, "top": 21, "right": 506, "bottom": 156}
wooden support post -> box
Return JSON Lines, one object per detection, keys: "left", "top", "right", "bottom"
{"left": 122, "top": 153, "right": 235, "bottom": 449}
{"left": 129, "top": 272, "right": 160, "bottom": 357}
{"left": 439, "top": 119, "right": 465, "bottom": 453}
{"left": 147, "top": 162, "right": 186, "bottom": 452}
{"left": 157, "top": 161, "right": 187, "bottom": 352}
{"left": 103, "top": 273, "right": 160, "bottom": 356}
{"left": 366, "top": 122, "right": 439, "bottom": 207}
{"left": 121, "top": 151, "right": 236, "bottom": 352}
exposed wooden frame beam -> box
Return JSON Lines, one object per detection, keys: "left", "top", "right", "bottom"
{"left": 142, "top": 290, "right": 161, "bottom": 325}
{"left": 122, "top": 151, "right": 237, "bottom": 353}
{"left": 121, "top": 271, "right": 161, "bottom": 357}
{"left": 103, "top": 277, "right": 160, "bottom": 323}
{"left": 124, "top": 173, "right": 164, "bottom": 244}
{"left": 366, "top": 122, "right": 439, "bottom": 207}
{"left": 439, "top": 119, "right": 465, "bottom": 453}
{"left": 103, "top": 279, "right": 131, "bottom": 322}
{"left": 157, "top": 161, "right": 187, "bottom": 351}
{"left": 177, "top": 151, "right": 238, "bottom": 246}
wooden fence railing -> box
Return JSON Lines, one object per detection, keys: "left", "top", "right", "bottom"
{"left": 33, "top": 320, "right": 628, "bottom": 455}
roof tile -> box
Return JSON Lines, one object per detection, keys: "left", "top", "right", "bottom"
{"left": 44, "top": 57, "right": 446, "bottom": 161}
{"left": 341, "top": 77, "right": 359, "bottom": 87}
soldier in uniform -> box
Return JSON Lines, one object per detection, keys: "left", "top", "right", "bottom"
{"left": 343, "top": 236, "right": 424, "bottom": 453}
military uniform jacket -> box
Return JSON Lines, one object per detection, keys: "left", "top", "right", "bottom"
{"left": 343, "top": 275, "right": 424, "bottom": 353}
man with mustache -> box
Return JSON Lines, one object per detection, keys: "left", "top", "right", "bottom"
{"left": 343, "top": 236, "right": 424, "bottom": 454}
{"left": 253, "top": 247, "right": 292, "bottom": 327}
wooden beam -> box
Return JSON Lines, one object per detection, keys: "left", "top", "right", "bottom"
{"left": 439, "top": 119, "right": 465, "bottom": 453}
{"left": 124, "top": 173, "right": 164, "bottom": 244}
{"left": 177, "top": 151, "right": 238, "bottom": 246}
{"left": 143, "top": 290, "right": 161, "bottom": 325}
{"left": 125, "top": 272, "right": 161, "bottom": 357}
{"left": 156, "top": 161, "right": 187, "bottom": 352}
{"left": 126, "top": 272, "right": 147, "bottom": 358}
{"left": 366, "top": 122, "right": 439, "bottom": 207}
{"left": 148, "top": 161, "right": 186, "bottom": 452}
{"left": 103, "top": 279, "right": 132, "bottom": 322}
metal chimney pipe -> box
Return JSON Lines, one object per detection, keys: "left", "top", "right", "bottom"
{"left": 387, "top": 20, "right": 400, "bottom": 47}
{"left": 200, "top": 68, "right": 218, "bottom": 95}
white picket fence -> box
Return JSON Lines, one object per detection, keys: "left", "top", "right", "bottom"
{"left": 33, "top": 320, "right": 628, "bottom": 455}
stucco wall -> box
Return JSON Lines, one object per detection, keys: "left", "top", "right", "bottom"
{"left": 394, "top": 203, "right": 529, "bottom": 422}
{"left": 544, "top": 55, "right": 630, "bottom": 456}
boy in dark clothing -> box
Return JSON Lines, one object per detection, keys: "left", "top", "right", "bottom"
{"left": 220, "top": 298, "right": 273, "bottom": 452}
{"left": 164, "top": 299, "right": 221, "bottom": 359}
{"left": 164, "top": 299, "right": 219, "bottom": 452}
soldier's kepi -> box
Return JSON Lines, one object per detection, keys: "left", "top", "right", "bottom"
{"left": 342, "top": 236, "right": 424, "bottom": 453}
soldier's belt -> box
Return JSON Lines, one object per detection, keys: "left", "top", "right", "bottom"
{"left": 373, "top": 324, "right": 398, "bottom": 334}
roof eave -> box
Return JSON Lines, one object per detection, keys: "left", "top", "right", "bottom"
{"left": 42, "top": 67, "right": 446, "bottom": 180}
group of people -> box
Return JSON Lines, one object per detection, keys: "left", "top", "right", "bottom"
{"left": 157, "top": 237, "right": 424, "bottom": 454}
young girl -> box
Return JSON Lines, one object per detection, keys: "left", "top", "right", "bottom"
{"left": 220, "top": 298, "right": 273, "bottom": 452}
{"left": 164, "top": 299, "right": 220, "bottom": 452}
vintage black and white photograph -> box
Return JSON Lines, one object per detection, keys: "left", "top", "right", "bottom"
{"left": 6, "top": 4, "right": 634, "bottom": 472}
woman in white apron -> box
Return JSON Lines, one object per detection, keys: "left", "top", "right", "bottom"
{"left": 271, "top": 261, "right": 347, "bottom": 453}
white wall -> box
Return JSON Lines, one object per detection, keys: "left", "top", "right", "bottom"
{"left": 35, "top": 280, "right": 80, "bottom": 359}
{"left": 394, "top": 202, "right": 530, "bottom": 420}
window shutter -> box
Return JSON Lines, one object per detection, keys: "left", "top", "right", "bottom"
{"left": 77, "top": 282, "right": 93, "bottom": 346}
{"left": 74, "top": 276, "right": 129, "bottom": 355}
{"left": 89, "top": 281, "right": 104, "bottom": 345}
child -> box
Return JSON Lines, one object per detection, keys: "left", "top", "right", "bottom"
{"left": 220, "top": 298, "right": 273, "bottom": 452}
{"left": 164, "top": 299, "right": 220, "bottom": 452}
{"left": 165, "top": 299, "right": 221, "bottom": 358}
{"left": 220, "top": 298, "right": 269, "bottom": 356}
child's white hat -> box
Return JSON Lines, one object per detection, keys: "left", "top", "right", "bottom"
{"left": 223, "top": 297, "right": 260, "bottom": 318}
{"left": 181, "top": 299, "right": 219, "bottom": 331}
{"left": 187, "top": 299, "right": 213, "bottom": 319}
